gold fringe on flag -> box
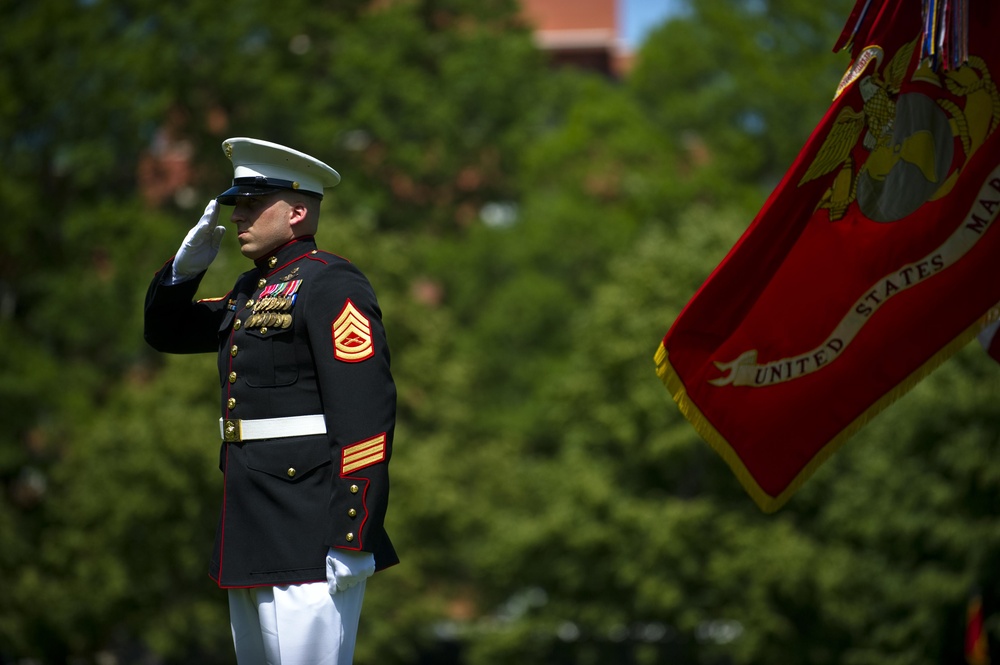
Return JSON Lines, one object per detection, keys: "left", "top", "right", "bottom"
{"left": 654, "top": 309, "right": 995, "bottom": 512}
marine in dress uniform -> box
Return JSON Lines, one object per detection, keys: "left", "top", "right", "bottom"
{"left": 144, "top": 138, "right": 397, "bottom": 665}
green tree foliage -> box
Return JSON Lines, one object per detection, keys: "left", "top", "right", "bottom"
{"left": 3, "top": 0, "right": 999, "bottom": 663}
{"left": 629, "top": 0, "right": 854, "bottom": 197}
{"left": 1, "top": 0, "right": 544, "bottom": 660}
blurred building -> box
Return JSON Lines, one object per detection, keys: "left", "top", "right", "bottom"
{"left": 520, "top": 0, "right": 632, "bottom": 77}
{"left": 137, "top": 104, "right": 229, "bottom": 209}
{"left": 136, "top": 105, "right": 195, "bottom": 208}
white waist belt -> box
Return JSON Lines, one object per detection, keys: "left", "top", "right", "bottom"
{"left": 220, "top": 415, "right": 327, "bottom": 442}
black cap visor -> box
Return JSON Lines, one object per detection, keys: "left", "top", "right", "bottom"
{"left": 216, "top": 183, "right": 287, "bottom": 205}
{"left": 215, "top": 176, "right": 323, "bottom": 205}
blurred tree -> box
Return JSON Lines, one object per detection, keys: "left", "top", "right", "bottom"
{"left": 0, "top": 0, "right": 549, "bottom": 661}
{"left": 380, "top": 1, "right": 1000, "bottom": 663}
{"left": 3, "top": 0, "right": 999, "bottom": 663}
{"left": 629, "top": 0, "right": 855, "bottom": 199}
{"left": 295, "top": 0, "right": 546, "bottom": 232}
{"left": 446, "top": 203, "right": 1000, "bottom": 665}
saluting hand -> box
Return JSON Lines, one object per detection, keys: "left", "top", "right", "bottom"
{"left": 172, "top": 200, "right": 227, "bottom": 281}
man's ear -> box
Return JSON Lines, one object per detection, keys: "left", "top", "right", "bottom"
{"left": 288, "top": 201, "right": 309, "bottom": 228}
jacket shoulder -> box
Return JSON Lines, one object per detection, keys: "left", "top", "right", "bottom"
{"left": 304, "top": 249, "right": 353, "bottom": 268}
{"left": 300, "top": 250, "right": 371, "bottom": 282}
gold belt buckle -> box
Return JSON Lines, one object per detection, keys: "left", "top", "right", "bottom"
{"left": 224, "top": 419, "right": 243, "bottom": 442}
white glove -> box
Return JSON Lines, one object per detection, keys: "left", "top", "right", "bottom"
{"left": 171, "top": 200, "right": 226, "bottom": 282}
{"left": 326, "top": 547, "right": 375, "bottom": 595}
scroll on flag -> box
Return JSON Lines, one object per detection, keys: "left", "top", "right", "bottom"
{"left": 655, "top": 0, "right": 1000, "bottom": 512}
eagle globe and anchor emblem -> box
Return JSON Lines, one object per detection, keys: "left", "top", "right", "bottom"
{"left": 801, "top": 38, "right": 1000, "bottom": 223}
{"left": 707, "top": 38, "right": 1000, "bottom": 391}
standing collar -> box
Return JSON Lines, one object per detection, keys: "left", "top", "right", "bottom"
{"left": 254, "top": 236, "right": 318, "bottom": 273}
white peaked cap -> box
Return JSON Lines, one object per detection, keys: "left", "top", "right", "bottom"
{"left": 216, "top": 137, "right": 341, "bottom": 204}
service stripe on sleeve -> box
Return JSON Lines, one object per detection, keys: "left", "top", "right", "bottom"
{"left": 342, "top": 433, "right": 387, "bottom": 474}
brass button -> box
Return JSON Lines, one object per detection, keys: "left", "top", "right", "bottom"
{"left": 233, "top": 319, "right": 242, "bottom": 331}
{"left": 349, "top": 484, "right": 359, "bottom": 494}
{"left": 348, "top": 509, "right": 357, "bottom": 518}
{"left": 346, "top": 533, "right": 354, "bottom": 542}
{"left": 230, "top": 345, "right": 238, "bottom": 357}
{"left": 246, "top": 299, "right": 255, "bottom": 308}
{"left": 227, "top": 397, "right": 236, "bottom": 409}
{"left": 287, "top": 467, "right": 296, "bottom": 478}
{"left": 258, "top": 278, "right": 266, "bottom": 288}
{"left": 268, "top": 257, "right": 278, "bottom": 268}
{"left": 259, "top": 327, "right": 268, "bottom": 334}
{"left": 229, "top": 372, "right": 237, "bottom": 384}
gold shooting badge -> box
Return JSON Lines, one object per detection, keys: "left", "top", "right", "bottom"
{"left": 341, "top": 433, "right": 387, "bottom": 475}
{"left": 332, "top": 299, "right": 374, "bottom": 362}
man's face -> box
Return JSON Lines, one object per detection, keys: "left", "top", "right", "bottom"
{"left": 228, "top": 194, "right": 296, "bottom": 260}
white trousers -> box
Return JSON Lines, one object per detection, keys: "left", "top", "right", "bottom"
{"left": 228, "top": 580, "right": 366, "bottom": 665}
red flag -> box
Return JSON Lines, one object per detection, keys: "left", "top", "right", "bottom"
{"left": 966, "top": 591, "right": 990, "bottom": 665}
{"left": 656, "top": 0, "right": 1000, "bottom": 511}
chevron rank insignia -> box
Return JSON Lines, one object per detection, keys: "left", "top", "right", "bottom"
{"left": 342, "top": 433, "right": 387, "bottom": 474}
{"left": 333, "top": 299, "right": 374, "bottom": 362}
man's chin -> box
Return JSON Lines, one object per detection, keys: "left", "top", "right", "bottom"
{"left": 239, "top": 244, "right": 262, "bottom": 260}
